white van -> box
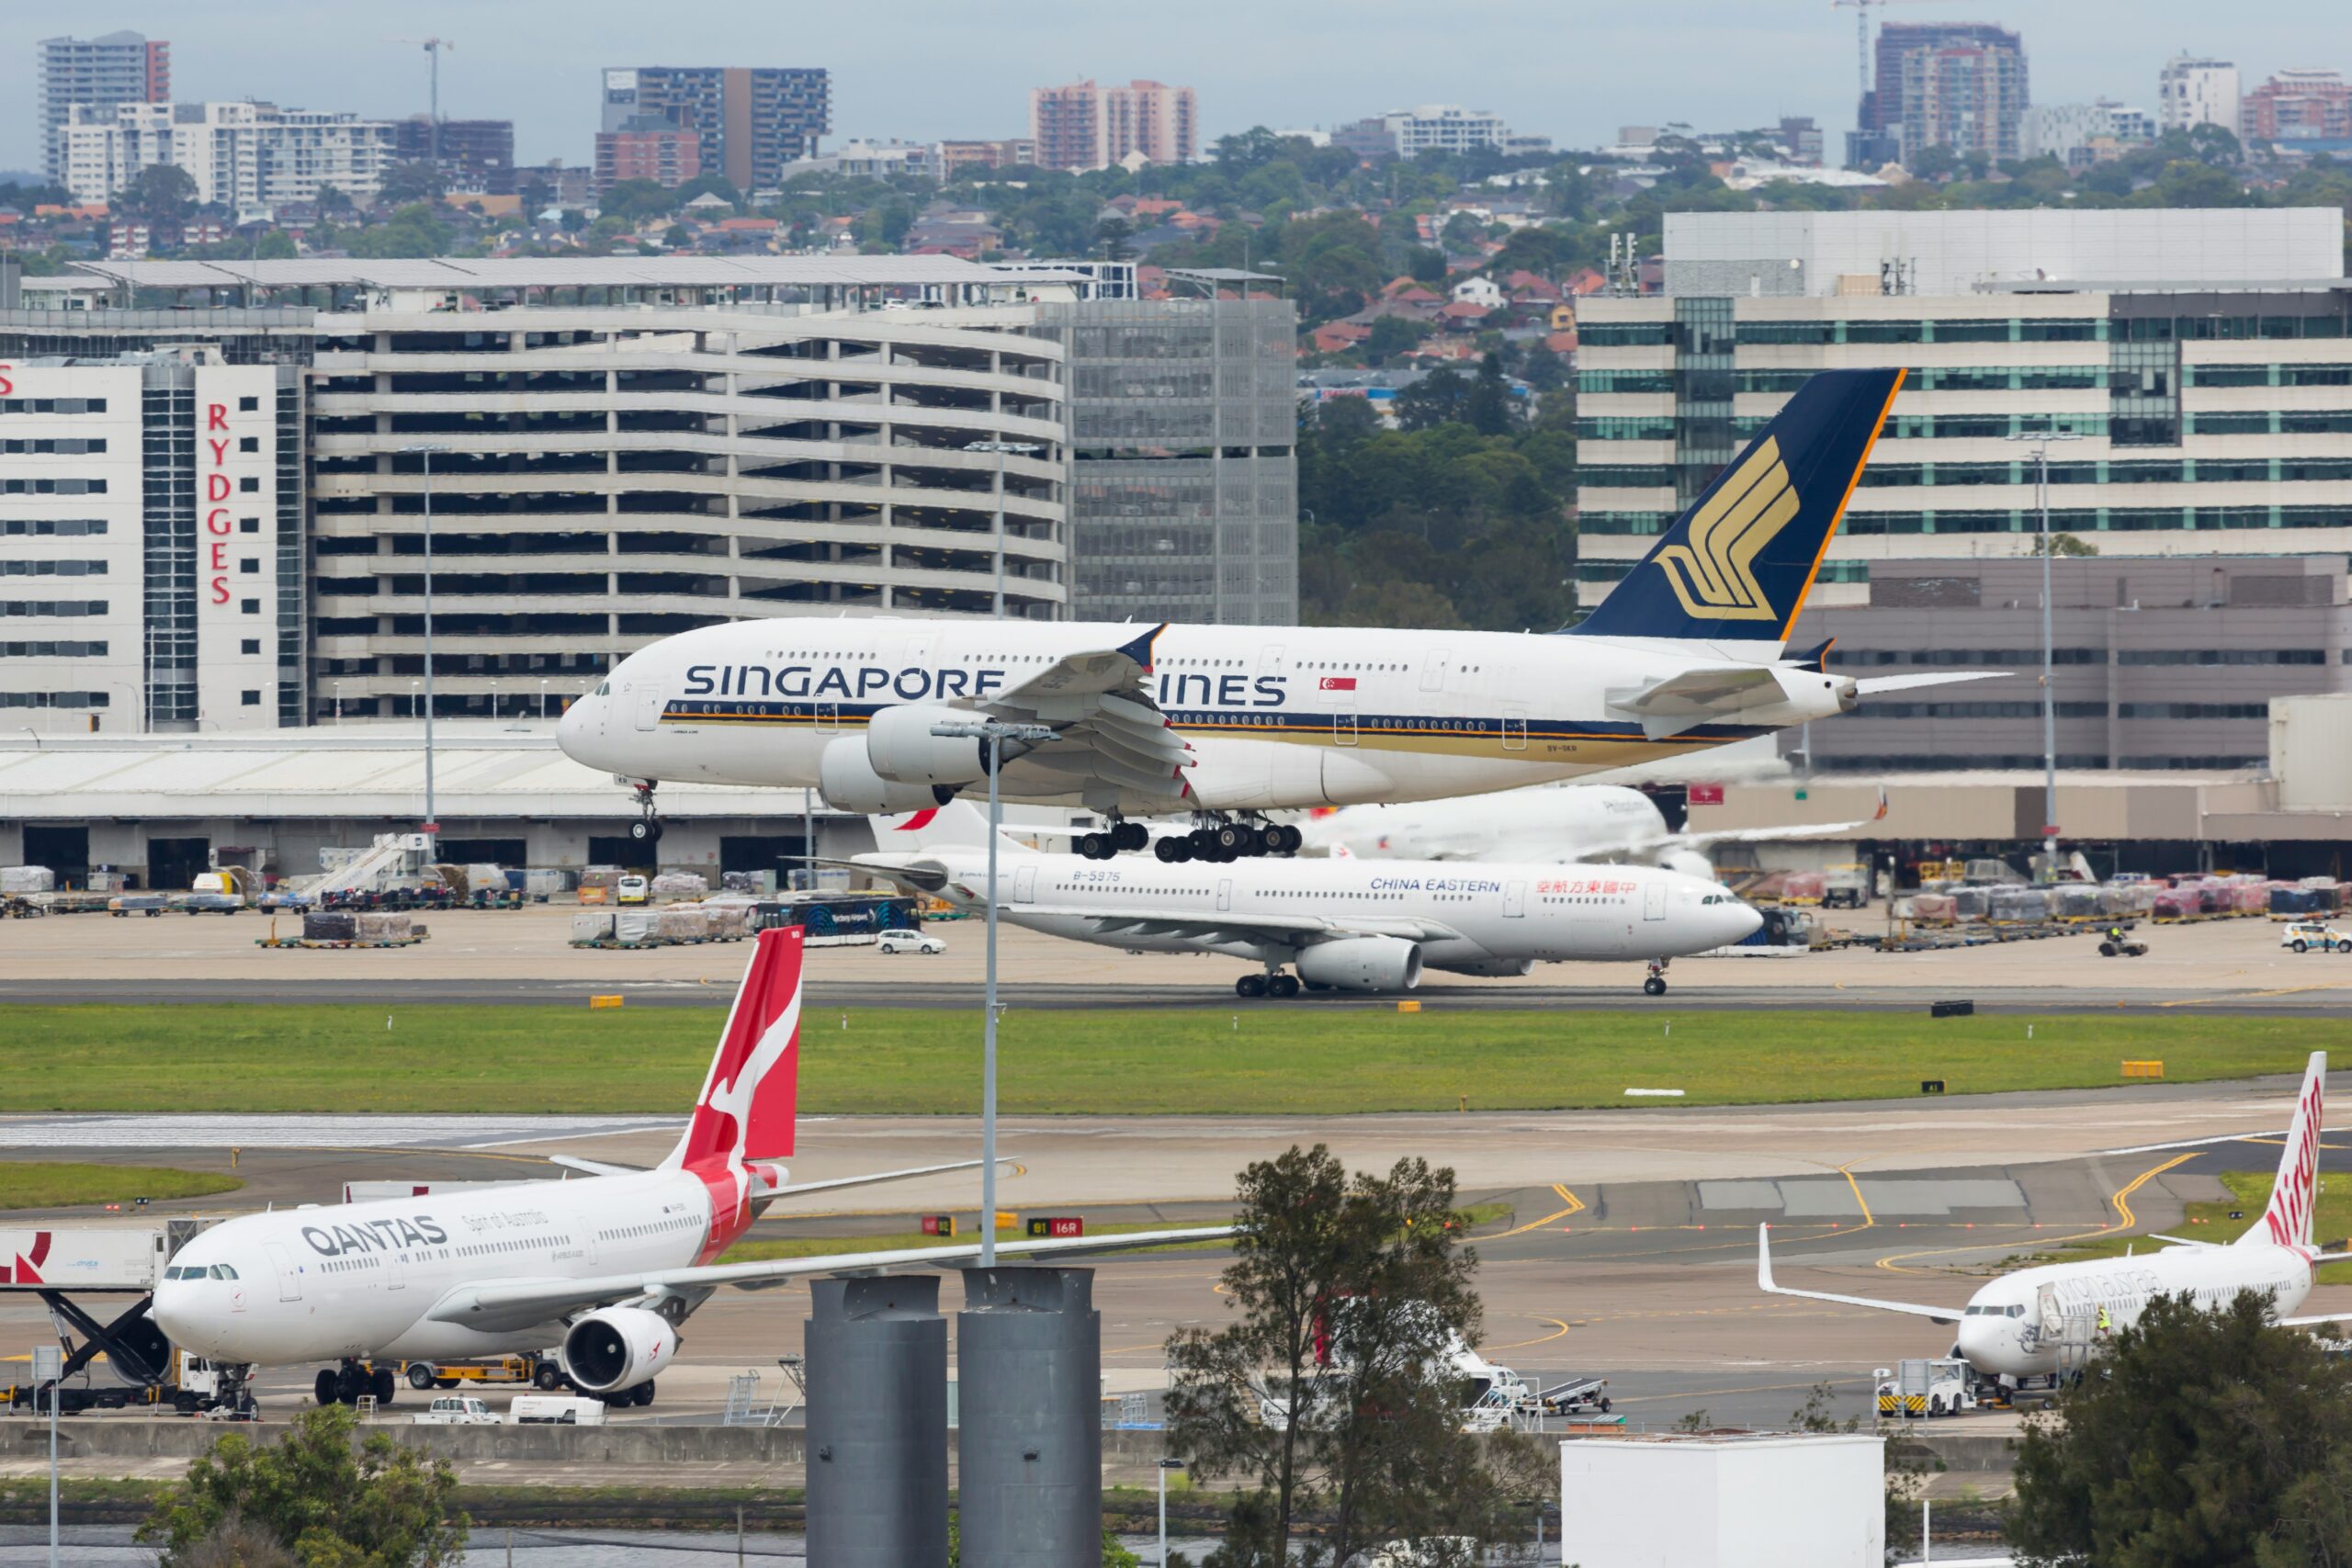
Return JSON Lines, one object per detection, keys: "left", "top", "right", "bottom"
{"left": 510, "top": 1394, "right": 606, "bottom": 1426}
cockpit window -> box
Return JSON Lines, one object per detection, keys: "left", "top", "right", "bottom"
{"left": 211, "top": 1264, "right": 238, "bottom": 1280}
{"left": 594, "top": 682, "right": 610, "bottom": 696}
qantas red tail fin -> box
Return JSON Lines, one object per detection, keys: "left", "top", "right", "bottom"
{"left": 665, "top": 926, "right": 803, "bottom": 1170}
{"left": 2245, "top": 1051, "right": 2326, "bottom": 1250}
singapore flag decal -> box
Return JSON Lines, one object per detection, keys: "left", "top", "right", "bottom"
{"left": 1320, "top": 676, "right": 1357, "bottom": 692}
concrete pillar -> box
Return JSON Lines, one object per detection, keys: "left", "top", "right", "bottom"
{"left": 956, "top": 1266, "right": 1101, "bottom": 1568}
{"left": 805, "top": 1274, "right": 948, "bottom": 1568}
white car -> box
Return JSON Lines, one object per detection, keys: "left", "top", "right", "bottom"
{"left": 2282, "top": 920, "right": 2352, "bottom": 953}
{"left": 876, "top": 928, "right": 945, "bottom": 955}
{"left": 411, "top": 1394, "right": 499, "bottom": 1425}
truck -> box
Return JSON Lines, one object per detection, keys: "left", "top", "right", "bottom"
{"left": 397, "top": 1352, "right": 563, "bottom": 1392}
{"left": 176, "top": 871, "right": 252, "bottom": 915}
{"left": 511, "top": 1394, "right": 606, "bottom": 1426}
{"left": 411, "top": 1394, "right": 500, "bottom": 1425}
{"left": 1, "top": 1222, "right": 253, "bottom": 1417}
{"left": 1875, "top": 1357, "right": 1978, "bottom": 1419}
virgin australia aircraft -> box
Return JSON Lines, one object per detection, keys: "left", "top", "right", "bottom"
{"left": 560, "top": 368, "right": 1983, "bottom": 856}
{"left": 152, "top": 929, "right": 1223, "bottom": 1413}
{"left": 1295, "top": 784, "right": 1886, "bottom": 881}
{"left": 1758, "top": 1053, "right": 2350, "bottom": 1389}
{"left": 849, "top": 804, "right": 1761, "bottom": 998}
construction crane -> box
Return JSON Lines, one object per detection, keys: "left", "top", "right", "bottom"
{"left": 384, "top": 37, "right": 456, "bottom": 164}
{"left": 1827, "top": 0, "right": 1962, "bottom": 100}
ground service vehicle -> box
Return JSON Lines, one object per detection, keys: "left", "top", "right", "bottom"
{"left": 876, "top": 927, "right": 945, "bottom": 955}
{"left": 1876, "top": 1358, "right": 1977, "bottom": 1418}
{"left": 400, "top": 1353, "right": 554, "bottom": 1390}
{"left": 616, "top": 874, "right": 650, "bottom": 906}
{"left": 512, "top": 1394, "right": 605, "bottom": 1425}
{"left": 412, "top": 1395, "right": 499, "bottom": 1425}
{"left": 2283, "top": 921, "right": 2352, "bottom": 953}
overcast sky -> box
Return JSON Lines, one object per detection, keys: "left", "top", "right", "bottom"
{"left": 0, "top": 1, "right": 2331, "bottom": 176}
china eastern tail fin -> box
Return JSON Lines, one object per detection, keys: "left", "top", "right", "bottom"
{"left": 666, "top": 926, "right": 803, "bottom": 1169}
{"left": 1568, "top": 367, "right": 1904, "bottom": 647}
{"left": 2245, "top": 1052, "right": 2326, "bottom": 1250}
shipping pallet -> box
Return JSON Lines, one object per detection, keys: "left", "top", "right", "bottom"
{"left": 255, "top": 936, "right": 430, "bottom": 950}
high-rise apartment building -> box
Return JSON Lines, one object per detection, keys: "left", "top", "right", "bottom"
{"left": 600, "top": 67, "right": 830, "bottom": 191}
{"left": 1332, "top": 105, "right": 1516, "bottom": 161}
{"left": 390, "top": 117, "right": 516, "bottom": 193}
{"left": 2158, "top": 54, "right": 2240, "bottom": 136}
{"left": 2023, "top": 100, "right": 2154, "bottom": 166}
{"left": 2242, "top": 70, "right": 2352, "bottom": 148}
{"left": 36, "top": 32, "right": 168, "bottom": 184}
{"left": 54, "top": 102, "right": 400, "bottom": 210}
{"left": 594, "top": 123, "right": 702, "bottom": 190}
{"left": 1848, "top": 22, "right": 2028, "bottom": 167}
{"left": 1028, "top": 80, "right": 1195, "bottom": 172}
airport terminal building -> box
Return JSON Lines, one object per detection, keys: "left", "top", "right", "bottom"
{"left": 1577, "top": 207, "right": 2352, "bottom": 773}
{"left": 0, "top": 256, "right": 1298, "bottom": 736}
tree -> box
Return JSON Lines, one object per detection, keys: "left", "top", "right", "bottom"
{"left": 138, "top": 1403, "right": 467, "bottom": 1567}
{"left": 253, "top": 229, "right": 297, "bottom": 260}
{"left": 1405, "top": 245, "right": 1446, "bottom": 285}
{"left": 347, "top": 203, "right": 452, "bottom": 259}
{"left": 597, "top": 178, "right": 677, "bottom": 223}
{"left": 123, "top": 163, "right": 199, "bottom": 222}
{"left": 1393, "top": 367, "right": 1470, "bottom": 432}
{"left": 1465, "top": 352, "right": 1512, "bottom": 436}
{"left": 378, "top": 162, "right": 447, "bottom": 207}
{"left": 1364, "top": 316, "right": 1427, "bottom": 366}
{"left": 517, "top": 177, "right": 553, "bottom": 217}
{"left": 2033, "top": 531, "right": 2098, "bottom": 557}
{"left": 1095, "top": 215, "right": 1135, "bottom": 261}
{"left": 1910, "top": 144, "right": 1961, "bottom": 182}
{"left": 1165, "top": 1145, "right": 1545, "bottom": 1566}
{"left": 2188, "top": 122, "right": 2245, "bottom": 168}
{"left": 2009, "top": 1292, "right": 2352, "bottom": 1565}
{"left": 314, "top": 184, "right": 356, "bottom": 220}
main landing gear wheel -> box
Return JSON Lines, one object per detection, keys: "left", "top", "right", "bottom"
{"left": 1114, "top": 821, "right": 1148, "bottom": 852}
{"left": 1268, "top": 974, "right": 1301, "bottom": 999}
{"left": 1264, "top": 824, "right": 1303, "bottom": 855}
{"left": 1155, "top": 837, "right": 1192, "bottom": 863}
{"left": 1236, "top": 974, "right": 1270, "bottom": 998}
{"left": 314, "top": 1370, "right": 338, "bottom": 1407}
{"left": 372, "top": 1366, "right": 397, "bottom": 1405}
{"left": 1079, "top": 831, "right": 1114, "bottom": 860}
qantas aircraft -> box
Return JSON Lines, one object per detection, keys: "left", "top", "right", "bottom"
{"left": 849, "top": 805, "right": 1761, "bottom": 997}
{"left": 559, "top": 368, "right": 1982, "bottom": 856}
{"left": 1758, "top": 1053, "right": 2349, "bottom": 1388}
{"left": 151, "top": 929, "right": 1223, "bottom": 1412}
{"left": 1295, "top": 784, "right": 1885, "bottom": 880}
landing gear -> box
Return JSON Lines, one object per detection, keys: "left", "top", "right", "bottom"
{"left": 1237, "top": 971, "right": 1302, "bottom": 999}
{"left": 1236, "top": 974, "right": 1269, "bottom": 998}
{"left": 627, "top": 780, "right": 663, "bottom": 846}
{"left": 372, "top": 1365, "right": 398, "bottom": 1406}
{"left": 1122, "top": 817, "right": 1299, "bottom": 860}
{"left": 1079, "top": 819, "right": 1150, "bottom": 860}
{"left": 315, "top": 1369, "right": 336, "bottom": 1406}
{"left": 319, "top": 1360, "right": 376, "bottom": 1406}
{"left": 1642, "top": 959, "right": 1670, "bottom": 998}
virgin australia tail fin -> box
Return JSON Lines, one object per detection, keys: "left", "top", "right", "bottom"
{"left": 665, "top": 927, "right": 803, "bottom": 1170}
{"left": 2245, "top": 1052, "right": 2326, "bottom": 1250}
{"left": 1569, "top": 367, "right": 1903, "bottom": 647}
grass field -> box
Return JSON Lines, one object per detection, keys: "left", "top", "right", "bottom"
{"left": 0, "top": 1161, "right": 243, "bottom": 1210}
{"left": 0, "top": 1005, "right": 2342, "bottom": 1117}
{"left": 2033, "top": 1170, "right": 2352, "bottom": 1286}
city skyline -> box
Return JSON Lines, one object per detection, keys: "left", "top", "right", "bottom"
{"left": 0, "top": 1, "right": 2340, "bottom": 178}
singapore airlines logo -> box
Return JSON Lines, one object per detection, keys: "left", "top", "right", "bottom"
{"left": 1654, "top": 438, "right": 1801, "bottom": 622}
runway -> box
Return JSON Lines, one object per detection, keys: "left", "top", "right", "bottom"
{"left": 3, "top": 1074, "right": 2341, "bottom": 1432}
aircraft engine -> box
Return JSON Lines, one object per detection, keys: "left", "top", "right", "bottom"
{"left": 865, "top": 704, "right": 989, "bottom": 787}
{"left": 1657, "top": 850, "right": 1717, "bottom": 883}
{"left": 1295, "top": 936, "right": 1423, "bottom": 993}
{"left": 819, "top": 735, "right": 944, "bottom": 815}
{"left": 559, "top": 1306, "right": 679, "bottom": 1394}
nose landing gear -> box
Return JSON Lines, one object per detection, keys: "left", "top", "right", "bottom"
{"left": 1642, "top": 959, "right": 1670, "bottom": 998}
{"left": 626, "top": 780, "right": 663, "bottom": 846}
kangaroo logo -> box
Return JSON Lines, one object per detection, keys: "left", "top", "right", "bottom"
{"left": 1654, "top": 437, "right": 1801, "bottom": 622}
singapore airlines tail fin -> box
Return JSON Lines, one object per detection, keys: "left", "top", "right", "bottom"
{"left": 1568, "top": 367, "right": 1904, "bottom": 649}
{"left": 664, "top": 927, "right": 804, "bottom": 1170}
{"left": 2245, "top": 1051, "right": 2326, "bottom": 1250}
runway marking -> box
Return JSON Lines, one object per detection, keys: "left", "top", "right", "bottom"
{"left": 1495, "top": 1182, "right": 1588, "bottom": 1238}
{"left": 1485, "top": 1315, "right": 1572, "bottom": 1352}
{"left": 1871, "top": 1153, "right": 2197, "bottom": 1276}
{"left": 2158, "top": 984, "right": 2352, "bottom": 1007}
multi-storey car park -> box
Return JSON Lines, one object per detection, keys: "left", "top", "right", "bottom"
{"left": 1574, "top": 208, "right": 2352, "bottom": 771}
{"left": 0, "top": 256, "right": 1297, "bottom": 735}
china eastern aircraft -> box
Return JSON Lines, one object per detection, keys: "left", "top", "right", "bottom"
{"left": 152, "top": 930, "right": 1223, "bottom": 1413}
{"left": 560, "top": 368, "right": 1979, "bottom": 855}
{"left": 1295, "top": 784, "right": 1887, "bottom": 881}
{"left": 849, "top": 804, "right": 1761, "bottom": 997}
{"left": 1758, "top": 1053, "right": 2350, "bottom": 1390}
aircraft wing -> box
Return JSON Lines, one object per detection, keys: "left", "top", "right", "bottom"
{"left": 423, "top": 1226, "right": 1233, "bottom": 1336}
{"left": 1016, "top": 904, "right": 1460, "bottom": 947}
{"left": 1757, "top": 1224, "right": 1963, "bottom": 1324}
{"left": 1853, "top": 671, "right": 2007, "bottom": 696}
{"left": 975, "top": 625, "right": 1194, "bottom": 801}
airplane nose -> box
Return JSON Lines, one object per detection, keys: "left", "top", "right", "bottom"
{"left": 556, "top": 694, "right": 594, "bottom": 761}
{"left": 1726, "top": 901, "right": 1765, "bottom": 942}
{"left": 1954, "top": 1315, "right": 2004, "bottom": 1372}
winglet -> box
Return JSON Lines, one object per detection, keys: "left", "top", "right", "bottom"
{"left": 1789, "top": 637, "right": 1836, "bottom": 674}
{"left": 1117, "top": 622, "right": 1168, "bottom": 674}
{"left": 1566, "top": 367, "right": 1903, "bottom": 647}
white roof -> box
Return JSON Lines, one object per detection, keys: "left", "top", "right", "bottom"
{"left": 62, "top": 256, "right": 1087, "bottom": 292}
{"left": 0, "top": 729, "right": 835, "bottom": 821}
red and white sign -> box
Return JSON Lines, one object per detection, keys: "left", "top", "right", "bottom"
{"left": 203, "top": 399, "right": 237, "bottom": 607}
{"left": 1688, "top": 783, "right": 1725, "bottom": 806}
{"left": 1319, "top": 676, "right": 1357, "bottom": 692}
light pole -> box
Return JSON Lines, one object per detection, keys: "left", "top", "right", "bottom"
{"left": 401, "top": 443, "right": 452, "bottom": 840}
{"left": 929, "top": 716, "right": 1055, "bottom": 1264}
{"left": 1157, "top": 1457, "right": 1185, "bottom": 1564}
{"left": 2004, "top": 430, "right": 2081, "bottom": 872}
{"left": 965, "top": 440, "right": 1042, "bottom": 618}
{"left": 33, "top": 1342, "right": 59, "bottom": 1568}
